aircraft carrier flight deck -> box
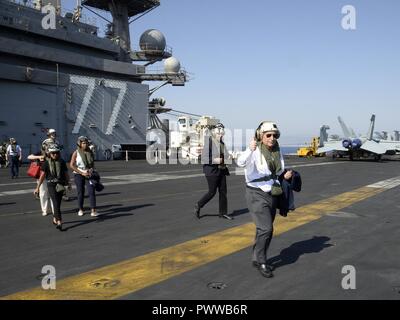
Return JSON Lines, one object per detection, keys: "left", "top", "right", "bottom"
{"left": 1, "top": 156, "right": 399, "bottom": 300}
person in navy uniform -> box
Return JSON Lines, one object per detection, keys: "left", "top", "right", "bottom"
{"left": 237, "top": 121, "right": 293, "bottom": 278}
{"left": 194, "top": 123, "right": 233, "bottom": 220}
{"left": 6, "top": 138, "right": 22, "bottom": 179}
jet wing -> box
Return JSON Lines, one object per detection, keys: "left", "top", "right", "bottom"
{"left": 317, "top": 141, "right": 348, "bottom": 154}
{"left": 378, "top": 141, "right": 400, "bottom": 152}
{"left": 360, "top": 140, "right": 386, "bottom": 154}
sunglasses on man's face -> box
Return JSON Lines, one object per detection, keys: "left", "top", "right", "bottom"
{"left": 265, "top": 133, "right": 278, "bottom": 139}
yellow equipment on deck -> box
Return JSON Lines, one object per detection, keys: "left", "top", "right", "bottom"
{"left": 297, "top": 137, "right": 324, "bottom": 157}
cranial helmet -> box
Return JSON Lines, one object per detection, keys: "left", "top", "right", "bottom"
{"left": 77, "top": 136, "right": 89, "bottom": 146}
{"left": 255, "top": 121, "right": 280, "bottom": 141}
{"left": 213, "top": 123, "right": 225, "bottom": 135}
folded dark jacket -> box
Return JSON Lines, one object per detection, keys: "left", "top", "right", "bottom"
{"left": 89, "top": 171, "right": 104, "bottom": 192}
{"left": 277, "top": 170, "right": 302, "bottom": 217}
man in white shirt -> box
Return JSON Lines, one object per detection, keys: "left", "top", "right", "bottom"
{"left": 6, "top": 138, "right": 22, "bottom": 179}
{"left": 237, "top": 121, "right": 292, "bottom": 278}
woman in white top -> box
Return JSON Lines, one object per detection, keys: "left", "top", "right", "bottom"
{"left": 27, "top": 152, "right": 54, "bottom": 216}
{"left": 69, "top": 136, "right": 98, "bottom": 217}
{"left": 237, "top": 121, "right": 293, "bottom": 278}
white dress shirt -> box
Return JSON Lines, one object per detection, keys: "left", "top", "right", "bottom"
{"left": 237, "top": 146, "right": 285, "bottom": 192}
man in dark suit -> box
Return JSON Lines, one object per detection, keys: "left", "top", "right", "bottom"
{"left": 194, "top": 123, "right": 233, "bottom": 220}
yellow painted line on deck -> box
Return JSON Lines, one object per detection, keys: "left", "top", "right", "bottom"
{"left": 2, "top": 181, "right": 397, "bottom": 300}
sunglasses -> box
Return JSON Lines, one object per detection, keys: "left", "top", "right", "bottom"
{"left": 265, "top": 133, "right": 279, "bottom": 139}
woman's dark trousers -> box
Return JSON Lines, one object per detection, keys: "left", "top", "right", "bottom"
{"left": 47, "top": 183, "right": 63, "bottom": 221}
{"left": 74, "top": 174, "right": 96, "bottom": 210}
{"left": 198, "top": 174, "right": 227, "bottom": 215}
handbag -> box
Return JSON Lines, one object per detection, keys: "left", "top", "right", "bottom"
{"left": 27, "top": 161, "right": 41, "bottom": 179}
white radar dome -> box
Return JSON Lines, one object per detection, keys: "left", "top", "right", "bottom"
{"left": 139, "top": 29, "right": 166, "bottom": 52}
{"left": 164, "top": 57, "right": 181, "bottom": 74}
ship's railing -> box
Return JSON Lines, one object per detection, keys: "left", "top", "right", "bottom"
{"left": 119, "top": 150, "right": 202, "bottom": 164}
{"left": 107, "top": 149, "right": 150, "bottom": 162}
{"left": 132, "top": 44, "right": 173, "bottom": 56}
{"left": 9, "top": 0, "right": 100, "bottom": 29}
{"left": 137, "top": 67, "right": 188, "bottom": 75}
{"left": 7, "top": 0, "right": 35, "bottom": 8}
{"left": 133, "top": 43, "right": 172, "bottom": 55}
{"left": 8, "top": 1, "right": 72, "bottom": 16}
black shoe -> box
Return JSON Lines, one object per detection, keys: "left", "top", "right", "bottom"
{"left": 252, "top": 261, "right": 275, "bottom": 271}
{"left": 219, "top": 214, "right": 234, "bottom": 220}
{"left": 56, "top": 224, "right": 63, "bottom": 231}
{"left": 258, "top": 263, "right": 273, "bottom": 278}
{"left": 194, "top": 204, "right": 200, "bottom": 219}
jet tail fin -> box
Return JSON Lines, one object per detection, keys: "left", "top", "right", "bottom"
{"left": 319, "top": 125, "right": 330, "bottom": 147}
{"left": 338, "top": 116, "right": 354, "bottom": 138}
{"left": 366, "top": 114, "right": 375, "bottom": 140}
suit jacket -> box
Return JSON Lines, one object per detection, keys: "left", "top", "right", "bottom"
{"left": 201, "top": 136, "right": 230, "bottom": 176}
{"left": 277, "top": 170, "right": 302, "bottom": 216}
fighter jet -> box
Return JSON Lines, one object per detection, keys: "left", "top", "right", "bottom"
{"left": 317, "top": 115, "right": 387, "bottom": 160}
{"left": 374, "top": 130, "right": 400, "bottom": 154}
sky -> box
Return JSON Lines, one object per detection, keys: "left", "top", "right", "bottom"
{"left": 69, "top": 0, "right": 400, "bottom": 145}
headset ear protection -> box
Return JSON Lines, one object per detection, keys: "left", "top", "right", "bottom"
{"left": 255, "top": 121, "right": 267, "bottom": 141}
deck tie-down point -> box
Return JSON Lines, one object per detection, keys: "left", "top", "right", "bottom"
{"left": 90, "top": 278, "right": 120, "bottom": 289}
{"left": 207, "top": 282, "right": 227, "bottom": 290}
